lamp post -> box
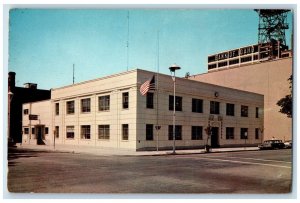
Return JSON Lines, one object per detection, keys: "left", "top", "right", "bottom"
{"left": 169, "top": 64, "right": 181, "bottom": 154}
{"left": 8, "top": 91, "right": 14, "bottom": 144}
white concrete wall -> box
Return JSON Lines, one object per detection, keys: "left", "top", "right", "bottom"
{"left": 136, "top": 70, "right": 264, "bottom": 150}
{"left": 51, "top": 70, "right": 138, "bottom": 150}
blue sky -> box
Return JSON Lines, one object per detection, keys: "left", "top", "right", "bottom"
{"left": 9, "top": 9, "right": 293, "bottom": 89}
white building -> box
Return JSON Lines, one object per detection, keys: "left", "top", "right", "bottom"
{"left": 22, "top": 69, "right": 264, "bottom": 151}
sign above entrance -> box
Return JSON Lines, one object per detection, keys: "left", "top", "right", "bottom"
{"left": 29, "top": 114, "right": 38, "bottom": 120}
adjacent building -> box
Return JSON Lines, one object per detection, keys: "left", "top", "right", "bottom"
{"left": 8, "top": 72, "right": 51, "bottom": 143}
{"left": 189, "top": 46, "right": 292, "bottom": 141}
{"left": 22, "top": 69, "right": 264, "bottom": 151}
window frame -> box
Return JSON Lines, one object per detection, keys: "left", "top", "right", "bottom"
{"left": 192, "top": 98, "right": 203, "bottom": 113}
{"left": 66, "top": 126, "right": 75, "bottom": 139}
{"left": 55, "top": 126, "right": 59, "bottom": 138}
{"left": 99, "top": 95, "right": 110, "bottom": 111}
{"left": 226, "top": 127, "right": 234, "bottom": 139}
{"left": 98, "top": 125, "right": 110, "bottom": 140}
{"left": 241, "top": 105, "right": 249, "bottom": 117}
{"left": 169, "top": 95, "right": 182, "bottom": 111}
{"left": 191, "top": 126, "right": 203, "bottom": 140}
{"left": 55, "top": 103, "right": 59, "bottom": 115}
{"left": 255, "top": 128, "right": 259, "bottom": 139}
{"left": 240, "top": 128, "right": 248, "bottom": 139}
{"left": 81, "top": 98, "right": 91, "bottom": 113}
{"left": 226, "top": 103, "right": 235, "bottom": 116}
{"left": 146, "top": 124, "right": 154, "bottom": 140}
{"left": 122, "top": 124, "right": 129, "bottom": 140}
{"left": 122, "top": 92, "right": 129, "bottom": 109}
{"left": 66, "top": 100, "right": 75, "bottom": 114}
{"left": 24, "top": 109, "right": 29, "bottom": 115}
{"left": 210, "top": 101, "right": 220, "bottom": 115}
{"left": 80, "top": 125, "right": 91, "bottom": 139}
{"left": 24, "top": 127, "right": 29, "bottom": 134}
{"left": 146, "top": 92, "right": 154, "bottom": 109}
{"left": 168, "top": 125, "right": 182, "bottom": 140}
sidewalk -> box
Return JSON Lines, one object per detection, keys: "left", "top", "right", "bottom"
{"left": 16, "top": 143, "right": 259, "bottom": 156}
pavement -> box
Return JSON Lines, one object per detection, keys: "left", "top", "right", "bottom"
{"left": 14, "top": 143, "right": 259, "bottom": 156}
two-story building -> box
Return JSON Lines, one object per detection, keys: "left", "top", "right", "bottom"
{"left": 22, "top": 69, "right": 264, "bottom": 151}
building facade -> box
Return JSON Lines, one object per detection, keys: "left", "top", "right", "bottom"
{"left": 8, "top": 72, "right": 51, "bottom": 143}
{"left": 22, "top": 69, "right": 264, "bottom": 151}
{"left": 190, "top": 57, "right": 292, "bottom": 141}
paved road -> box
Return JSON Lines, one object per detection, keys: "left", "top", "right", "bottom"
{"left": 7, "top": 147, "right": 292, "bottom": 194}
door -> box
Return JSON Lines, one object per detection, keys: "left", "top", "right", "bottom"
{"left": 36, "top": 125, "right": 45, "bottom": 145}
{"left": 211, "top": 127, "right": 219, "bottom": 148}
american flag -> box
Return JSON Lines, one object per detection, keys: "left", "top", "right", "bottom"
{"left": 139, "top": 75, "right": 155, "bottom": 96}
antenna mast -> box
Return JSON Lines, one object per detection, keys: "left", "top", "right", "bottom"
{"left": 73, "top": 64, "right": 75, "bottom": 84}
{"left": 127, "top": 11, "right": 130, "bottom": 71}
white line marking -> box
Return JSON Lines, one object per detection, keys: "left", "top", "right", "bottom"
{"left": 196, "top": 157, "right": 291, "bottom": 169}
{"left": 227, "top": 157, "right": 291, "bottom": 164}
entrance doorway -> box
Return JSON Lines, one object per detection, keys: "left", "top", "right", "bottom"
{"left": 211, "top": 127, "right": 219, "bottom": 148}
{"left": 35, "top": 125, "right": 45, "bottom": 145}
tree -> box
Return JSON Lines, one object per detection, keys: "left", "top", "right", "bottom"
{"left": 277, "top": 75, "right": 292, "bottom": 118}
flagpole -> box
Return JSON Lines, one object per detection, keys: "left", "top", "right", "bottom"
{"left": 156, "top": 30, "right": 160, "bottom": 152}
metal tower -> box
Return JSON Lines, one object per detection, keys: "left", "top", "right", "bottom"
{"left": 255, "top": 9, "right": 290, "bottom": 46}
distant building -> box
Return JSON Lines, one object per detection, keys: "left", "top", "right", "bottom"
{"left": 8, "top": 72, "right": 51, "bottom": 143}
{"left": 207, "top": 41, "right": 291, "bottom": 72}
{"left": 190, "top": 48, "right": 292, "bottom": 141}
{"left": 22, "top": 69, "right": 263, "bottom": 151}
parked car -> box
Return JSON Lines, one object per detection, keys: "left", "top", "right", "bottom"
{"left": 284, "top": 140, "right": 292, "bottom": 148}
{"left": 258, "top": 139, "right": 285, "bottom": 150}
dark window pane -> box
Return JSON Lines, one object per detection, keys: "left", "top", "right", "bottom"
{"left": 226, "top": 103, "right": 235, "bottom": 116}
{"left": 146, "top": 92, "right": 154, "bottom": 109}
{"left": 169, "top": 95, "right": 182, "bottom": 111}
{"left": 210, "top": 101, "right": 220, "bottom": 114}
{"left": 122, "top": 124, "right": 129, "bottom": 140}
{"left": 192, "top": 126, "right": 203, "bottom": 140}
{"left": 123, "top": 92, "right": 129, "bottom": 109}
{"left": 226, "top": 127, "right": 234, "bottom": 139}
{"left": 240, "top": 128, "right": 248, "bottom": 139}
{"left": 146, "top": 124, "right": 153, "bottom": 140}
{"left": 168, "top": 125, "right": 182, "bottom": 140}
{"left": 241, "top": 105, "right": 248, "bottom": 117}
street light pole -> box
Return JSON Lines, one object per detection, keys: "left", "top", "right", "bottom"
{"left": 169, "top": 64, "right": 181, "bottom": 154}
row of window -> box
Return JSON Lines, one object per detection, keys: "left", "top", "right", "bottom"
{"left": 51, "top": 93, "right": 260, "bottom": 118}
{"left": 54, "top": 92, "right": 129, "bottom": 115}
{"left": 25, "top": 125, "right": 260, "bottom": 141}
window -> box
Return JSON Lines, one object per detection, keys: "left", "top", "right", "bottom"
{"left": 81, "top": 125, "right": 90, "bottom": 139}
{"left": 169, "top": 95, "right": 182, "bottom": 111}
{"left": 123, "top": 92, "right": 129, "bottom": 109}
{"left": 81, "top": 98, "right": 91, "bottom": 113}
{"left": 192, "top": 99, "right": 203, "bottom": 113}
{"left": 55, "top": 103, "right": 59, "bottom": 115}
{"left": 66, "top": 126, "right": 75, "bottom": 139}
{"left": 122, "top": 124, "right": 129, "bottom": 140}
{"left": 218, "top": 61, "right": 228, "bottom": 67}
{"left": 229, "top": 59, "right": 239, "bottom": 65}
{"left": 45, "top": 127, "right": 49, "bottom": 134}
{"left": 168, "top": 125, "right": 182, "bottom": 140}
{"left": 256, "top": 107, "right": 259, "bottom": 118}
{"left": 240, "top": 128, "right": 248, "bottom": 139}
{"left": 55, "top": 126, "right": 59, "bottom": 138}
{"left": 66, "top": 101, "right": 75, "bottom": 114}
{"left": 146, "top": 92, "right": 154, "bottom": 109}
{"left": 98, "top": 125, "right": 110, "bottom": 140}
{"left": 226, "top": 127, "right": 234, "bottom": 139}
{"left": 24, "top": 128, "right": 29, "bottom": 134}
{"left": 32, "top": 128, "right": 35, "bottom": 134}
{"left": 208, "top": 64, "right": 217, "bottom": 70}
{"left": 210, "top": 101, "right": 220, "bottom": 114}
{"left": 226, "top": 103, "right": 235, "bottom": 116}
{"left": 241, "top": 56, "right": 252, "bottom": 63}
{"left": 192, "top": 126, "right": 203, "bottom": 140}
{"left": 99, "top": 95, "right": 110, "bottom": 111}
{"left": 146, "top": 124, "right": 153, "bottom": 140}
{"left": 241, "top": 105, "right": 248, "bottom": 117}
{"left": 24, "top": 109, "right": 29, "bottom": 115}
{"left": 255, "top": 128, "right": 259, "bottom": 139}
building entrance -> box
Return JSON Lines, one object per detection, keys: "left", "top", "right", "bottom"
{"left": 211, "top": 127, "right": 219, "bottom": 148}
{"left": 35, "top": 125, "right": 45, "bottom": 145}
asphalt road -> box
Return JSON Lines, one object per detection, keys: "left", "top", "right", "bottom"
{"left": 7, "top": 147, "right": 292, "bottom": 194}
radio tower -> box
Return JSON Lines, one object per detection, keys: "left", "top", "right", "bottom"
{"left": 255, "top": 9, "right": 290, "bottom": 46}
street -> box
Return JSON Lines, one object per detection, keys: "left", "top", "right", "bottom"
{"left": 7, "top": 147, "right": 292, "bottom": 193}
